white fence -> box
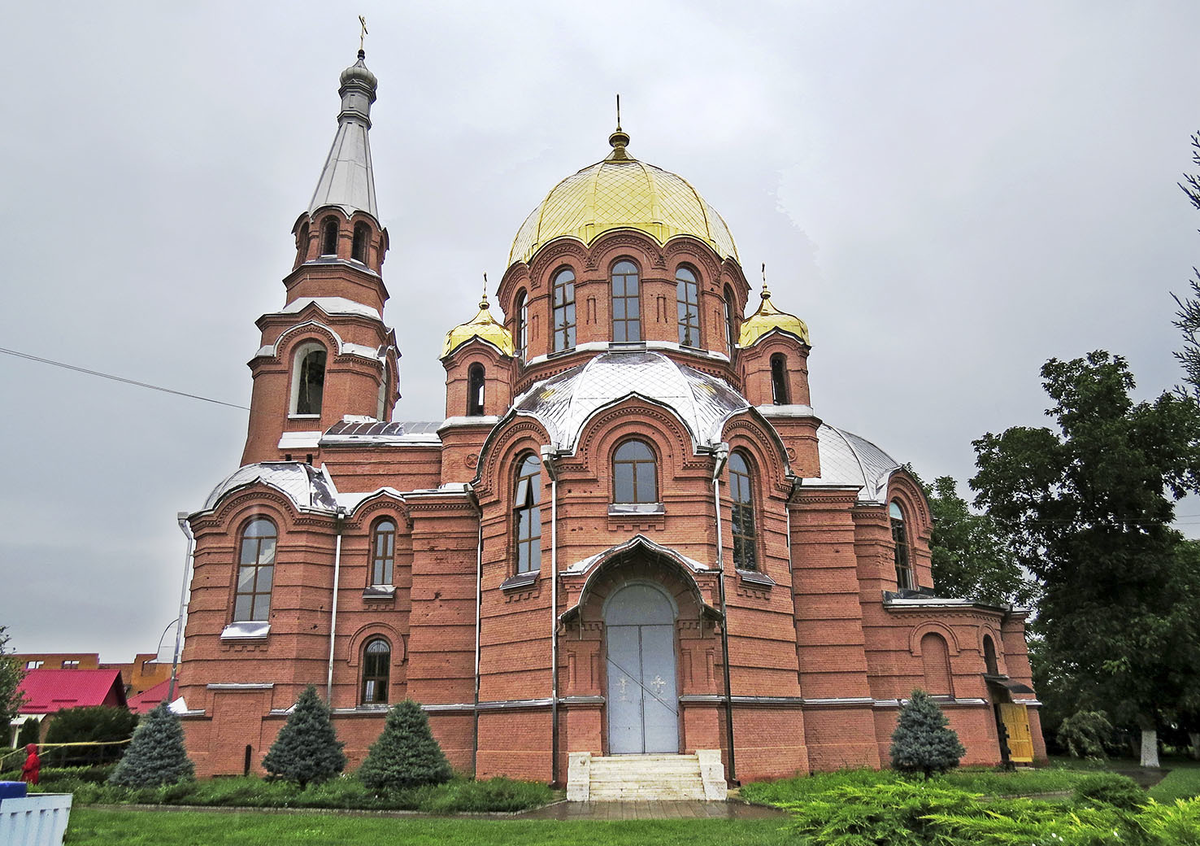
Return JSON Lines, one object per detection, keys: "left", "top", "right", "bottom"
{"left": 0, "top": 793, "right": 72, "bottom": 846}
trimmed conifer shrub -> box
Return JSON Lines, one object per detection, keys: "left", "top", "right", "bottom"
{"left": 108, "top": 702, "right": 195, "bottom": 787}
{"left": 357, "top": 699, "right": 452, "bottom": 791}
{"left": 889, "top": 689, "right": 965, "bottom": 778}
{"left": 262, "top": 686, "right": 345, "bottom": 788}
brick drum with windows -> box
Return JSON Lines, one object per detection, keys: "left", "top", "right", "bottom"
{"left": 177, "top": 50, "right": 1045, "bottom": 785}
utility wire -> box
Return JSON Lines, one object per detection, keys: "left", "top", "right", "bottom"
{"left": 0, "top": 346, "right": 249, "bottom": 411}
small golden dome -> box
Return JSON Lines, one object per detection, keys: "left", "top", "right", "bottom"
{"left": 509, "top": 128, "right": 738, "bottom": 266}
{"left": 739, "top": 283, "right": 810, "bottom": 347}
{"left": 441, "top": 286, "right": 514, "bottom": 358}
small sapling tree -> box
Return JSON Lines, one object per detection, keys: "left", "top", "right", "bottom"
{"left": 890, "top": 689, "right": 965, "bottom": 778}
{"left": 357, "top": 699, "right": 452, "bottom": 791}
{"left": 108, "top": 702, "right": 194, "bottom": 787}
{"left": 262, "top": 685, "right": 345, "bottom": 788}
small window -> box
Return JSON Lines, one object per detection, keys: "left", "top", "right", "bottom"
{"left": 729, "top": 452, "right": 757, "bottom": 571}
{"left": 611, "top": 260, "right": 641, "bottom": 342}
{"left": 770, "top": 354, "right": 790, "bottom": 404}
{"left": 376, "top": 364, "right": 388, "bottom": 421}
{"left": 552, "top": 269, "right": 576, "bottom": 352}
{"left": 297, "top": 222, "right": 310, "bottom": 262}
{"left": 983, "top": 635, "right": 999, "bottom": 676}
{"left": 514, "top": 453, "right": 542, "bottom": 573}
{"left": 515, "top": 290, "right": 528, "bottom": 360}
{"left": 360, "top": 638, "right": 390, "bottom": 704}
{"left": 467, "top": 363, "right": 485, "bottom": 416}
{"left": 723, "top": 285, "right": 737, "bottom": 353}
{"left": 25, "top": 660, "right": 43, "bottom": 670}
{"left": 370, "top": 519, "right": 396, "bottom": 585}
{"left": 921, "top": 633, "right": 953, "bottom": 696}
{"left": 613, "top": 439, "right": 657, "bottom": 503}
{"left": 321, "top": 217, "right": 339, "bottom": 256}
{"left": 890, "top": 501, "right": 914, "bottom": 590}
{"left": 61, "top": 660, "right": 80, "bottom": 669}
{"left": 234, "top": 518, "right": 277, "bottom": 622}
{"left": 293, "top": 345, "right": 327, "bottom": 415}
{"left": 352, "top": 223, "right": 369, "bottom": 263}
{"left": 676, "top": 267, "right": 700, "bottom": 347}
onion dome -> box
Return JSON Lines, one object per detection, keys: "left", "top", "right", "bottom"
{"left": 441, "top": 286, "right": 514, "bottom": 358}
{"left": 509, "top": 126, "right": 738, "bottom": 266}
{"left": 738, "top": 282, "right": 810, "bottom": 347}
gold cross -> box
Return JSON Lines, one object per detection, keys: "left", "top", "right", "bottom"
{"left": 359, "top": 16, "right": 368, "bottom": 52}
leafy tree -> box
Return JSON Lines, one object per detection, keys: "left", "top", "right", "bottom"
{"left": 357, "top": 699, "right": 452, "bottom": 791}
{"left": 889, "top": 689, "right": 965, "bottom": 778}
{"left": 0, "top": 626, "right": 24, "bottom": 731}
{"left": 16, "top": 717, "right": 40, "bottom": 748}
{"left": 972, "top": 351, "right": 1200, "bottom": 766}
{"left": 1056, "top": 710, "right": 1114, "bottom": 760}
{"left": 108, "top": 702, "right": 194, "bottom": 787}
{"left": 1173, "top": 131, "right": 1200, "bottom": 398}
{"left": 262, "top": 685, "right": 345, "bottom": 788}
{"left": 42, "top": 705, "right": 139, "bottom": 766}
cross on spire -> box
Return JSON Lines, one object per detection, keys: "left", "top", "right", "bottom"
{"left": 359, "top": 15, "right": 368, "bottom": 53}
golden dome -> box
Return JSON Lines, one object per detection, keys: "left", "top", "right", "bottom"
{"left": 442, "top": 288, "right": 514, "bottom": 358}
{"left": 739, "top": 284, "right": 810, "bottom": 347}
{"left": 508, "top": 129, "right": 739, "bottom": 266}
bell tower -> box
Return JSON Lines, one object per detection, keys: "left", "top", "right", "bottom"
{"left": 241, "top": 49, "right": 399, "bottom": 466}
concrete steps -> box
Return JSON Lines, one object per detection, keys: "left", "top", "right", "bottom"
{"left": 567, "top": 750, "right": 727, "bottom": 801}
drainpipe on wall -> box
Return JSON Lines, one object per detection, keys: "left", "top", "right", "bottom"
{"left": 540, "top": 445, "right": 560, "bottom": 787}
{"left": 170, "top": 513, "right": 196, "bottom": 704}
{"left": 325, "top": 507, "right": 347, "bottom": 704}
{"left": 711, "top": 443, "right": 737, "bottom": 785}
{"left": 472, "top": 493, "right": 483, "bottom": 778}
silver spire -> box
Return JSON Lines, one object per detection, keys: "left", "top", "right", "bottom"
{"left": 308, "top": 50, "right": 379, "bottom": 220}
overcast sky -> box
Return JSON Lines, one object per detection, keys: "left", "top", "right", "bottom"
{"left": 2, "top": 2, "right": 1199, "bottom": 662}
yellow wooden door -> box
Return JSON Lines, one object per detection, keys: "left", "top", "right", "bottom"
{"left": 999, "top": 703, "right": 1034, "bottom": 763}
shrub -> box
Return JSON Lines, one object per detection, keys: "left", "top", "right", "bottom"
{"left": 1073, "top": 772, "right": 1146, "bottom": 811}
{"left": 262, "top": 686, "right": 345, "bottom": 788}
{"left": 38, "top": 764, "right": 116, "bottom": 787}
{"left": 889, "top": 690, "right": 965, "bottom": 779}
{"left": 109, "top": 703, "right": 195, "bottom": 788}
{"left": 783, "top": 779, "right": 979, "bottom": 844}
{"left": 16, "top": 717, "right": 40, "bottom": 748}
{"left": 1058, "top": 710, "right": 1114, "bottom": 760}
{"left": 1140, "top": 797, "right": 1200, "bottom": 846}
{"left": 357, "top": 699, "right": 452, "bottom": 791}
{"left": 42, "top": 706, "right": 138, "bottom": 766}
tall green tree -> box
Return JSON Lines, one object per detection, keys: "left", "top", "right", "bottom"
{"left": 1173, "top": 131, "right": 1200, "bottom": 398}
{"left": 971, "top": 351, "right": 1200, "bottom": 766}
{"left": 0, "top": 626, "right": 24, "bottom": 732}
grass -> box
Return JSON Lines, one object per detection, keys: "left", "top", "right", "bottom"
{"left": 1149, "top": 759, "right": 1200, "bottom": 802}
{"left": 65, "top": 809, "right": 793, "bottom": 846}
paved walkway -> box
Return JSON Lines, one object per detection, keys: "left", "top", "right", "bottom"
{"left": 515, "top": 800, "right": 786, "bottom": 820}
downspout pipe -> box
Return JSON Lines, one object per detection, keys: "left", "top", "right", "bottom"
{"left": 326, "top": 507, "right": 347, "bottom": 703}
{"left": 472, "top": 493, "right": 483, "bottom": 778}
{"left": 711, "top": 443, "right": 737, "bottom": 785}
{"left": 170, "top": 512, "right": 195, "bottom": 704}
{"left": 540, "top": 445, "right": 560, "bottom": 787}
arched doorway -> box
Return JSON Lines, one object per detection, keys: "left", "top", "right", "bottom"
{"left": 604, "top": 582, "right": 679, "bottom": 754}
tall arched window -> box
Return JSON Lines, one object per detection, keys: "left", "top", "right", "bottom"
{"left": 729, "top": 452, "right": 757, "bottom": 571}
{"left": 921, "top": 633, "right": 953, "bottom": 696}
{"left": 770, "top": 354, "right": 790, "bottom": 404}
{"left": 514, "top": 454, "right": 542, "bottom": 573}
{"left": 234, "top": 518, "right": 276, "bottom": 622}
{"left": 351, "top": 222, "right": 369, "bottom": 263}
{"left": 292, "top": 344, "right": 327, "bottom": 415}
{"left": 676, "top": 266, "right": 700, "bottom": 347}
{"left": 611, "top": 260, "right": 641, "bottom": 342}
{"left": 983, "top": 635, "right": 999, "bottom": 676}
{"left": 370, "top": 519, "right": 396, "bottom": 586}
{"left": 360, "top": 638, "right": 391, "bottom": 704}
{"left": 514, "top": 290, "right": 528, "bottom": 360}
{"left": 466, "top": 363, "right": 485, "bottom": 416}
{"left": 296, "top": 222, "right": 310, "bottom": 263}
{"left": 723, "top": 285, "right": 737, "bottom": 353}
{"left": 320, "top": 217, "right": 339, "bottom": 256}
{"left": 552, "top": 269, "right": 576, "bottom": 352}
{"left": 890, "top": 500, "right": 914, "bottom": 590}
{"left": 613, "top": 440, "right": 657, "bottom": 503}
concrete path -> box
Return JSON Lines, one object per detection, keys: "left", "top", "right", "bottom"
{"left": 515, "top": 800, "right": 786, "bottom": 820}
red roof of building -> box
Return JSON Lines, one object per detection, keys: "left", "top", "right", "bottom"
{"left": 128, "top": 678, "right": 173, "bottom": 714}
{"left": 17, "top": 668, "right": 128, "bottom": 714}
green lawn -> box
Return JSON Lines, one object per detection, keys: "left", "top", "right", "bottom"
{"left": 1149, "top": 759, "right": 1200, "bottom": 802}
{"left": 66, "top": 809, "right": 792, "bottom": 846}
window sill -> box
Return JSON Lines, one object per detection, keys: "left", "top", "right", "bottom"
{"left": 288, "top": 414, "right": 321, "bottom": 420}
{"left": 500, "top": 571, "right": 539, "bottom": 592}
{"left": 608, "top": 503, "right": 665, "bottom": 516}
{"left": 363, "top": 585, "right": 396, "bottom": 600}
{"left": 736, "top": 569, "right": 775, "bottom": 589}
{"left": 221, "top": 621, "right": 270, "bottom": 640}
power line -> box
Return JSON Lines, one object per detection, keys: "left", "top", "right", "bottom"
{"left": 0, "top": 346, "right": 249, "bottom": 411}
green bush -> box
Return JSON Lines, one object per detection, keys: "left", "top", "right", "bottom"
{"left": 889, "top": 690, "right": 965, "bottom": 779}
{"left": 16, "top": 717, "right": 40, "bottom": 748}
{"left": 38, "top": 764, "right": 116, "bottom": 787}
{"left": 262, "top": 686, "right": 345, "bottom": 788}
{"left": 42, "top": 706, "right": 138, "bottom": 766}
{"left": 782, "top": 779, "right": 979, "bottom": 844}
{"left": 357, "top": 699, "right": 452, "bottom": 791}
{"left": 417, "top": 777, "right": 555, "bottom": 813}
{"left": 1073, "top": 772, "right": 1146, "bottom": 811}
{"left": 1140, "top": 798, "right": 1200, "bottom": 846}
{"left": 108, "top": 703, "right": 194, "bottom": 788}
{"left": 1058, "top": 710, "right": 1115, "bottom": 760}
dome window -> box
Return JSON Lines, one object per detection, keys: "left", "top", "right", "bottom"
{"left": 467, "top": 363, "right": 485, "bottom": 416}
{"left": 613, "top": 439, "right": 657, "bottom": 504}
{"left": 515, "top": 290, "right": 528, "bottom": 360}
{"left": 770, "top": 354, "right": 790, "bottom": 405}
{"left": 723, "top": 286, "right": 736, "bottom": 353}
{"left": 296, "top": 222, "right": 310, "bottom": 263}
{"left": 890, "top": 500, "right": 914, "bottom": 590}
{"left": 320, "top": 217, "right": 339, "bottom": 256}
{"left": 514, "top": 454, "right": 542, "bottom": 573}
{"left": 611, "top": 260, "right": 641, "bottom": 343}
{"left": 351, "top": 223, "right": 369, "bottom": 263}
{"left": 552, "top": 269, "right": 576, "bottom": 352}
{"left": 676, "top": 267, "right": 700, "bottom": 347}
{"left": 234, "top": 518, "right": 276, "bottom": 622}
{"left": 729, "top": 452, "right": 758, "bottom": 571}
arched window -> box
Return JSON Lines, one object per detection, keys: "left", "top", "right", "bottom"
{"left": 613, "top": 440, "right": 657, "bottom": 503}
{"left": 376, "top": 364, "right": 388, "bottom": 421}
{"left": 514, "top": 290, "right": 528, "bottom": 360}
{"left": 723, "top": 285, "right": 737, "bottom": 353}
{"left": 370, "top": 519, "right": 396, "bottom": 586}
{"left": 921, "top": 633, "right": 953, "bottom": 696}
{"left": 676, "top": 267, "right": 700, "bottom": 347}
{"left": 983, "top": 635, "right": 999, "bottom": 676}
{"left": 351, "top": 223, "right": 369, "bottom": 263}
{"left": 770, "top": 354, "right": 790, "bottom": 404}
{"left": 729, "top": 452, "right": 757, "bottom": 571}
{"left": 611, "top": 260, "right": 641, "bottom": 342}
{"left": 890, "top": 500, "right": 914, "bottom": 590}
{"left": 514, "top": 454, "right": 542, "bottom": 572}
{"left": 292, "top": 344, "right": 327, "bottom": 416}
{"left": 552, "top": 269, "right": 576, "bottom": 352}
{"left": 466, "top": 363, "right": 485, "bottom": 416}
{"left": 360, "top": 638, "right": 390, "bottom": 704}
{"left": 297, "top": 222, "right": 310, "bottom": 263}
{"left": 234, "top": 518, "right": 276, "bottom": 622}
{"left": 320, "top": 217, "right": 339, "bottom": 256}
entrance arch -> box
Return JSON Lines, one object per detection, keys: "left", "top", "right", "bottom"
{"left": 604, "top": 582, "right": 680, "bottom": 754}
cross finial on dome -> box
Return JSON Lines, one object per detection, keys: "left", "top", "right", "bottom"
{"left": 761, "top": 262, "right": 771, "bottom": 299}
{"left": 358, "top": 15, "right": 368, "bottom": 55}
{"left": 608, "top": 94, "right": 631, "bottom": 161}
{"left": 480, "top": 272, "right": 490, "bottom": 310}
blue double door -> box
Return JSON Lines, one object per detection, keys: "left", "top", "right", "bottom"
{"left": 605, "top": 583, "right": 680, "bottom": 754}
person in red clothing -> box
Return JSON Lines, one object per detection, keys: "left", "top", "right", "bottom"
{"left": 20, "top": 744, "right": 39, "bottom": 785}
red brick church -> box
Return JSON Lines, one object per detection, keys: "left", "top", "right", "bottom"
{"left": 177, "top": 49, "right": 1045, "bottom": 786}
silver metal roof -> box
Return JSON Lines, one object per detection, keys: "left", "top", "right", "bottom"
{"left": 803, "top": 423, "right": 901, "bottom": 504}
{"left": 512, "top": 350, "right": 748, "bottom": 453}
{"left": 308, "top": 52, "right": 379, "bottom": 220}
{"left": 202, "top": 462, "right": 339, "bottom": 513}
